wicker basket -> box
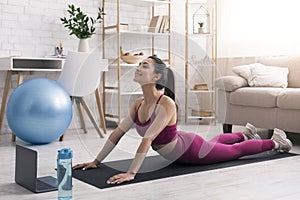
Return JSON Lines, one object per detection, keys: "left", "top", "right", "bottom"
{"left": 121, "top": 55, "right": 144, "bottom": 64}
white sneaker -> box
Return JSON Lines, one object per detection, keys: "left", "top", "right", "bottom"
{"left": 243, "top": 123, "right": 261, "bottom": 140}
{"left": 271, "top": 128, "right": 293, "bottom": 152}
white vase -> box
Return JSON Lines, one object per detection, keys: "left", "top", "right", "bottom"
{"left": 78, "top": 39, "right": 90, "bottom": 52}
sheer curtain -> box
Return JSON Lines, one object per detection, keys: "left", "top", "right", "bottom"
{"left": 217, "top": 0, "right": 300, "bottom": 57}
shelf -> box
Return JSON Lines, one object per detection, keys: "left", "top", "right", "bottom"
{"left": 188, "top": 0, "right": 210, "bottom": 4}
{"left": 185, "top": 0, "right": 217, "bottom": 123}
{"left": 105, "top": 90, "right": 143, "bottom": 95}
{"left": 105, "top": 0, "right": 170, "bottom": 7}
{"left": 187, "top": 115, "right": 215, "bottom": 120}
{"left": 104, "top": 29, "right": 170, "bottom": 37}
{"left": 188, "top": 89, "right": 215, "bottom": 93}
{"left": 103, "top": 0, "right": 170, "bottom": 122}
{"left": 188, "top": 33, "right": 214, "bottom": 37}
{"left": 108, "top": 63, "right": 140, "bottom": 68}
{"left": 188, "top": 64, "right": 214, "bottom": 68}
{"left": 120, "top": 30, "right": 170, "bottom": 36}
{"left": 107, "top": 60, "right": 170, "bottom": 67}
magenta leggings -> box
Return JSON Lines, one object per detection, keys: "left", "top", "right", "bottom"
{"left": 162, "top": 132, "right": 275, "bottom": 165}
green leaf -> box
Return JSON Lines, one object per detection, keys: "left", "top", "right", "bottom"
{"left": 60, "top": 4, "right": 105, "bottom": 39}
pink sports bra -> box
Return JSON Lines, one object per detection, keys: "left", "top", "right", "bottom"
{"left": 135, "top": 94, "right": 177, "bottom": 145}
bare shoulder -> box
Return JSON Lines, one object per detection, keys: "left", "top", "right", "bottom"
{"left": 159, "top": 95, "right": 176, "bottom": 110}
{"left": 128, "top": 96, "right": 144, "bottom": 120}
{"left": 135, "top": 96, "right": 144, "bottom": 105}
{"left": 156, "top": 95, "right": 177, "bottom": 124}
{"left": 132, "top": 96, "right": 144, "bottom": 110}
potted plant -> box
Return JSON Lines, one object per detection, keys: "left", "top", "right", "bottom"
{"left": 60, "top": 4, "right": 105, "bottom": 52}
{"left": 198, "top": 22, "right": 204, "bottom": 34}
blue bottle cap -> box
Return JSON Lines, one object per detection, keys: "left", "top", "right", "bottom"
{"left": 58, "top": 148, "right": 73, "bottom": 159}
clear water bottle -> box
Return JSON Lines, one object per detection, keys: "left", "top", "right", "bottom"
{"left": 57, "top": 148, "right": 73, "bottom": 200}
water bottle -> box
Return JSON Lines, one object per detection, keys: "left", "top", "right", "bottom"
{"left": 57, "top": 148, "right": 73, "bottom": 200}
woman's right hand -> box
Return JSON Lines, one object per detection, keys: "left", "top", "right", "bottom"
{"left": 72, "top": 159, "right": 99, "bottom": 170}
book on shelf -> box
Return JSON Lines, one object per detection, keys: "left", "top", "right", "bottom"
{"left": 160, "top": 16, "right": 169, "bottom": 33}
{"left": 193, "top": 83, "right": 208, "bottom": 90}
{"left": 148, "top": 15, "right": 169, "bottom": 33}
{"left": 191, "top": 109, "right": 213, "bottom": 117}
{"left": 120, "top": 23, "right": 129, "bottom": 31}
{"left": 148, "top": 16, "right": 163, "bottom": 33}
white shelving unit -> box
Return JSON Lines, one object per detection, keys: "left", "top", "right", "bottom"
{"left": 185, "top": 0, "right": 217, "bottom": 123}
{"left": 102, "top": 0, "right": 171, "bottom": 122}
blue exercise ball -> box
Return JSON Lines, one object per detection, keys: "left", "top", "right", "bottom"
{"left": 6, "top": 78, "right": 73, "bottom": 144}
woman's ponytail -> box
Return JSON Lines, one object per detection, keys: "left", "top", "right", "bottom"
{"left": 164, "top": 68, "right": 175, "bottom": 101}
{"left": 148, "top": 55, "right": 175, "bottom": 101}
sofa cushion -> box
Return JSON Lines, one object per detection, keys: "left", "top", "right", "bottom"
{"left": 229, "top": 87, "right": 284, "bottom": 108}
{"left": 257, "top": 55, "right": 300, "bottom": 88}
{"left": 277, "top": 88, "right": 300, "bottom": 109}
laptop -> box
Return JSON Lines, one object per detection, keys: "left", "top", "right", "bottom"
{"left": 15, "top": 144, "right": 58, "bottom": 193}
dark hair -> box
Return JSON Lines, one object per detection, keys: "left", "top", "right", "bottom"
{"left": 148, "top": 55, "right": 175, "bottom": 101}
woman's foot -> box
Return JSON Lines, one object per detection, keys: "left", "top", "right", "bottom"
{"left": 271, "top": 128, "right": 293, "bottom": 152}
{"left": 243, "top": 123, "right": 261, "bottom": 140}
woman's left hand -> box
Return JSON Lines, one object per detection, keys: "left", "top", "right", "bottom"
{"left": 106, "top": 173, "right": 135, "bottom": 185}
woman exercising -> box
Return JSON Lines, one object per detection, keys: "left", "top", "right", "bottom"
{"left": 73, "top": 55, "right": 293, "bottom": 185}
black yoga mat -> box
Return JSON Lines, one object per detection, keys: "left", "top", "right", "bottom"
{"left": 73, "top": 152, "right": 297, "bottom": 189}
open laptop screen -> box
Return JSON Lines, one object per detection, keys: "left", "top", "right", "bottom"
{"left": 15, "top": 144, "right": 38, "bottom": 192}
{"left": 15, "top": 144, "right": 57, "bottom": 193}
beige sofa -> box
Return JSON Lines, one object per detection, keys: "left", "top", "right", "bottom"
{"left": 216, "top": 55, "right": 300, "bottom": 134}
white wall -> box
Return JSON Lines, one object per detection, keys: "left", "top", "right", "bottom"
{"left": 0, "top": 0, "right": 103, "bottom": 57}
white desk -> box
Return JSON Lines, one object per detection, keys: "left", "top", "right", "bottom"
{"left": 0, "top": 56, "right": 64, "bottom": 71}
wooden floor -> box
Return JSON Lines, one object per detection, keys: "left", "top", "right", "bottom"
{"left": 1, "top": 122, "right": 300, "bottom": 200}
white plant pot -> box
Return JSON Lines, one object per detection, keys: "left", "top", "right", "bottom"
{"left": 198, "top": 27, "right": 204, "bottom": 34}
{"left": 78, "top": 39, "right": 90, "bottom": 52}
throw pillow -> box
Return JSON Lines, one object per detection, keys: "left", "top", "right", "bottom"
{"left": 232, "top": 63, "right": 289, "bottom": 88}
{"left": 248, "top": 65, "right": 289, "bottom": 88}
{"left": 232, "top": 63, "right": 264, "bottom": 80}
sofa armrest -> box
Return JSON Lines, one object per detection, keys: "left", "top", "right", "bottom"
{"left": 215, "top": 76, "right": 248, "bottom": 92}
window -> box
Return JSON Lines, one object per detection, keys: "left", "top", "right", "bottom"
{"left": 218, "top": 0, "right": 300, "bottom": 57}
